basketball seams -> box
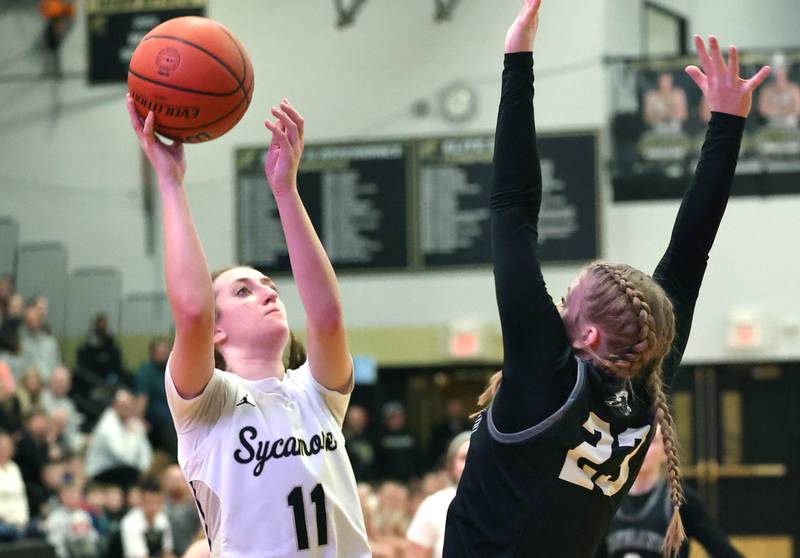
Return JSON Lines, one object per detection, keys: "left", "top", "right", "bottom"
{"left": 128, "top": 68, "right": 240, "bottom": 97}
{"left": 143, "top": 33, "right": 246, "bottom": 92}
{"left": 215, "top": 23, "right": 251, "bottom": 98}
{"left": 129, "top": 18, "right": 254, "bottom": 142}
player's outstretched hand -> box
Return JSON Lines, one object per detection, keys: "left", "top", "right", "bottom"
{"left": 264, "top": 99, "right": 304, "bottom": 198}
{"left": 685, "top": 35, "right": 770, "bottom": 118}
{"left": 505, "top": 0, "right": 541, "bottom": 54}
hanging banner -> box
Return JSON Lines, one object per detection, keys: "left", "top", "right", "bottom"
{"left": 610, "top": 50, "right": 800, "bottom": 201}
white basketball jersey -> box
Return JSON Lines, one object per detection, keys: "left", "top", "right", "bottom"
{"left": 165, "top": 360, "right": 370, "bottom": 557}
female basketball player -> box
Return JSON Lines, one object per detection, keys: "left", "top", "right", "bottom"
{"left": 442, "top": 2, "right": 770, "bottom": 557}
{"left": 598, "top": 426, "right": 743, "bottom": 558}
{"left": 126, "top": 97, "right": 370, "bottom": 557}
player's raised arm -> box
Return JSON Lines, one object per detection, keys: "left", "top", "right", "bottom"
{"left": 264, "top": 101, "right": 352, "bottom": 394}
{"left": 126, "top": 95, "right": 214, "bottom": 400}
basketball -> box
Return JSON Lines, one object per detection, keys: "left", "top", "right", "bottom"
{"left": 127, "top": 16, "right": 254, "bottom": 143}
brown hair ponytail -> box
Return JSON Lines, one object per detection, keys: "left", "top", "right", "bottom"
{"left": 647, "top": 366, "right": 686, "bottom": 556}
{"left": 471, "top": 370, "right": 503, "bottom": 419}
{"left": 214, "top": 331, "right": 306, "bottom": 372}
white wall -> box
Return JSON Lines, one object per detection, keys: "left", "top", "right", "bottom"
{"left": 1, "top": 0, "right": 798, "bottom": 362}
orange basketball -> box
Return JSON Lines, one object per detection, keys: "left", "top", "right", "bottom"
{"left": 127, "top": 16, "right": 254, "bottom": 143}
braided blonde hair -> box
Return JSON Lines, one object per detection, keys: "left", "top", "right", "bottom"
{"left": 567, "top": 262, "right": 683, "bottom": 556}
{"left": 474, "top": 261, "right": 685, "bottom": 556}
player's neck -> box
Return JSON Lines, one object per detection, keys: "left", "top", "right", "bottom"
{"left": 223, "top": 350, "right": 285, "bottom": 381}
{"left": 629, "top": 467, "right": 662, "bottom": 495}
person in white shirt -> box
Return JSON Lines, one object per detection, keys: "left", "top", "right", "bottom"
{"left": 85, "top": 389, "right": 152, "bottom": 489}
{"left": 406, "top": 431, "right": 471, "bottom": 558}
{"left": 18, "top": 302, "right": 60, "bottom": 382}
{"left": 126, "top": 95, "right": 370, "bottom": 558}
{"left": 0, "top": 431, "right": 28, "bottom": 538}
{"left": 121, "top": 477, "right": 176, "bottom": 558}
{"left": 41, "top": 366, "right": 85, "bottom": 452}
{"left": 45, "top": 481, "right": 100, "bottom": 558}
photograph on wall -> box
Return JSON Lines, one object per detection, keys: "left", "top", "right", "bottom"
{"left": 610, "top": 50, "right": 800, "bottom": 201}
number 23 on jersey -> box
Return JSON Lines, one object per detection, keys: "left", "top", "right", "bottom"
{"left": 558, "top": 412, "right": 651, "bottom": 496}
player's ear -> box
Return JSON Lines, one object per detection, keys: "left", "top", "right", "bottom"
{"left": 213, "top": 325, "right": 226, "bottom": 345}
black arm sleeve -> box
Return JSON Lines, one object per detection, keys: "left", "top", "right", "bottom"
{"left": 653, "top": 113, "right": 745, "bottom": 388}
{"left": 490, "top": 53, "right": 574, "bottom": 432}
{"left": 682, "top": 487, "right": 744, "bottom": 558}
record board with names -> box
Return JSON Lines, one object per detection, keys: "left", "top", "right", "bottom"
{"left": 417, "top": 133, "right": 598, "bottom": 267}
{"left": 236, "top": 141, "right": 411, "bottom": 274}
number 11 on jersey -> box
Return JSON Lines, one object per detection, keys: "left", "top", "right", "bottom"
{"left": 288, "top": 484, "right": 328, "bottom": 550}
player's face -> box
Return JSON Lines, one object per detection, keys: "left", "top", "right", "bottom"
{"left": 213, "top": 267, "right": 289, "bottom": 350}
{"left": 557, "top": 275, "right": 583, "bottom": 320}
{"left": 640, "top": 425, "right": 666, "bottom": 475}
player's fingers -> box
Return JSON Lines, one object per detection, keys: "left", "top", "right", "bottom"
{"left": 685, "top": 65, "right": 707, "bottom": 91}
{"left": 264, "top": 119, "right": 292, "bottom": 152}
{"left": 746, "top": 65, "right": 771, "bottom": 91}
{"left": 709, "top": 35, "right": 726, "bottom": 74}
{"left": 693, "top": 35, "right": 712, "bottom": 72}
{"left": 279, "top": 100, "right": 304, "bottom": 141}
{"left": 271, "top": 107, "right": 299, "bottom": 147}
{"left": 143, "top": 111, "right": 156, "bottom": 144}
{"left": 727, "top": 45, "right": 739, "bottom": 79}
{"left": 126, "top": 95, "right": 145, "bottom": 138}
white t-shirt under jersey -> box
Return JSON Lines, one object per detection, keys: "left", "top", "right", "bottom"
{"left": 406, "top": 486, "right": 456, "bottom": 558}
{"left": 165, "top": 360, "right": 370, "bottom": 558}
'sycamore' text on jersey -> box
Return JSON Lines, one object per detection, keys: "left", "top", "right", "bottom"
{"left": 165, "top": 361, "right": 371, "bottom": 557}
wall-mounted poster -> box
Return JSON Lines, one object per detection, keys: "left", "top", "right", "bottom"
{"left": 610, "top": 50, "right": 800, "bottom": 201}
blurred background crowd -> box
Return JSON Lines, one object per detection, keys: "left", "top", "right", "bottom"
{"left": 0, "top": 274, "right": 471, "bottom": 558}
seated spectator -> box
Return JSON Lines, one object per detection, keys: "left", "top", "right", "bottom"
{"left": 406, "top": 431, "right": 471, "bottom": 558}
{"left": 41, "top": 366, "right": 84, "bottom": 451}
{"left": 19, "top": 301, "right": 60, "bottom": 382}
{"left": 104, "top": 484, "right": 129, "bottom": 557}
{"left": 161, "top": 464, "right": 199, "bottom": 556}
{"left": 39, "top": 459, "right": 69, "bottom": 518}
{"left": 17, "top": 367, "right": 46, "bottom": 416}
{"left": 343, "top": 404, "right": 377, "bottom": 481}
{"left": 85, "top": 389, "right": 152, "bottom": 490}
{"left": 377, "top": 402, "right": 419, "bottom": 482}
{"left": 134, "top": 337, "right": 173, "bottom": 453}
{"left": 14, "top": 409, "right": 53, "bottom": 517}
{"left": 0, "top": 430, "right": 29, "bottom": 541}
{"left": 45, "top": 481, "right": 101, "bottom": 558}
{"left": 0, "top": 292, "right": 24, "bottom": 343}
{"left": 77, "top": 313, "right": 123, "bottom": 385}
{"left": 375, "top": 481, "right": 411, "bottom": 538}
{"left": 121, "top": 477, "right": 176, "bottom": 558}
{"left": 0, "top": 276, "right": 13, "bottom": 314}
{"left": 0, "top": 364, "right": 23, "bottom": 435}
{"left": 428, "top": 399, "right": 471, "bottom": 467}
{"left": 82, "top": 481, "right": 111, "bottom": 542}
{"left": 356, "top": 483, "right": 400, "bottom": 558}
{"left": 48, "top": 408, "right": 77, "bottom": 461}
{"left": 0, "top": 316, "right": 32, "bottom": 383}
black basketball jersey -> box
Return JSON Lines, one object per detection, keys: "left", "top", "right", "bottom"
{"left": 444, "top": 50, "right": 746, "bottom": 558}
{"left": 444, "top": 357, "right": 655, "bottom": 558}
{"left": 603, "top": 481, "right": 743, "bottom": 558}
{"left": 604, "top": 479, "right": 678, "bottom": 558}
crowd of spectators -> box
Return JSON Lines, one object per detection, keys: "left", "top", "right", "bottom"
{"left": 1, "top": 273, "right": 476, "bottom": 558}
